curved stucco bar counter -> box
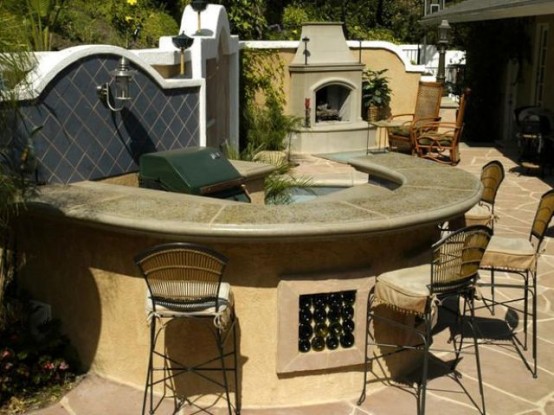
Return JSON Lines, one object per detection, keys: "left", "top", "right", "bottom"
{"left": 17, "top": 152, "right": 481, "bottom": 408}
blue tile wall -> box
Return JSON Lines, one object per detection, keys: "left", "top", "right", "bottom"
{"left": 18, "top": 54, "right": 200, "bottom": 184}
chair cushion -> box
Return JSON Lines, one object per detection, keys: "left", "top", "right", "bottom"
{"left": 464, "top": 203, "right": 493, "bottom": 227}
{"left": 418, "top": 135, "right": 453, "bottom": 146}
{"left": 480, "top": 236, "right": 536, "bottom": 271}
{"left": 375, "top": 264, "right": 432, "bottom": 316}
{"left": 389, "top": 127, "right": 410, "bottom": 137}
{"left": 147, "top": 282, "right": 233, "bottom": 317}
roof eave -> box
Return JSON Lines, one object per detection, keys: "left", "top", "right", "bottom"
{"left": 421, "top": 0, "right": 554, "bottom": 25}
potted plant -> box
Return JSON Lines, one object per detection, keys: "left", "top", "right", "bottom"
{"left": 361, "top": 68, "right": 392, "bottom": 122}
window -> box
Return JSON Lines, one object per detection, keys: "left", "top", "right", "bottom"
{"left": 533, "top": 23, "right": 549, "bottom": 106}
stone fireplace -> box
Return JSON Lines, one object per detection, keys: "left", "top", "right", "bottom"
{"left": 288, "top": 23, "right": 371, "bottom": 154}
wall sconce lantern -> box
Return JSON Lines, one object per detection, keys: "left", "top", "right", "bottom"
{"left": 97, "top": 56, "right": 135, "bottom": 112}
{"left": 436, "top": 19, "right": 451, "bottom": 85}
{"left": 191, "top": 0, "right": 208, "bottom": 34}
{"left": 172, "top": 31, "right": 194, "bottom": 76}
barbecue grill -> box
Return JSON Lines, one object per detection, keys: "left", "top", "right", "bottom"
{"left": 139, "top": 147, "right": 251, "bottom": 202}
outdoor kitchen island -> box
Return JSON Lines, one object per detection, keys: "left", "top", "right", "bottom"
{"left": 15, "top": 152, "right": 482, "bottom": 408}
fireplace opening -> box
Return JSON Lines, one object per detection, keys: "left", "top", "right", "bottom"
{"left": 315, "top": 84, "right": 352, "bottom": 123}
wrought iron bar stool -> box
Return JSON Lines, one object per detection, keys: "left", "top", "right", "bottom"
{"left": 135, "top": 242, "right": 240, "bottom": 415}
{"left": 358, "top": 225, "right": 492, "bottom": 414}
{"left": 464, "top": 160, "right": 505, "bottom": 230}
{"left": 478, "top": 189, "right": 554, "bottom": 378}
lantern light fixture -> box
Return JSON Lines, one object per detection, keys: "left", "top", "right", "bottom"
{"left": 436, "top": 19, "right": 451, "bottom": 86}
{"left": 438, "top": 19, "right": 451, "bottom": 44}
{"left": 97, "top": 56, "right": 135, "bottom": 112}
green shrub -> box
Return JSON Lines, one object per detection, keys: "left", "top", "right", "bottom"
{"left": 141, "top": 11, "right": 179, "bottom": 47}
{"left": 361, "top": 68, "right": 392, "bottom": 109}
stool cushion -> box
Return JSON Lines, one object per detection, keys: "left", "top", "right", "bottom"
{"left": 375, "top": 264, "right": 432, "bottom": 316}
{"left": 147, "top": 282, "right": 233, "bottom": 317}
{"left": 480, "top": 235, "right": 536, "bottom": 271}
{"left": 464, "top": 203, "right": 493, "bottom": 226}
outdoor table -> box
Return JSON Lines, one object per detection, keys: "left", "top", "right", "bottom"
{"left": 369, "top": 119, "right": 405, "bottom": 153}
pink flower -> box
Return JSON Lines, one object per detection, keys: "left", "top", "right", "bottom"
{"left": 43, "top": 361, "right": 55, "bottom": 370}
{"left": 1, "top": 349, "right": 10, "bottom": 359}
{"left": 59, "top": 361, "right": 69, "bottom": 370}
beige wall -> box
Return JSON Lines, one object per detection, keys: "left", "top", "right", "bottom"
{"left": 16, "top": 213, "right": 437, "bottom": 407}
{"left": 255, "top": 46, "right": 423, "bottom": 119}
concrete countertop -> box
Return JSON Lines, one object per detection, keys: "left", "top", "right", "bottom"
{"left": 26, "top": 152, "right": 481, "bottom": 242}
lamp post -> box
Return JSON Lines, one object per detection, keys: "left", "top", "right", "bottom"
{"left": 302, "top": 37, "right": 310, "bottom": 65}
{"left": 436, "top": 19, "right": 451, "bottom": 85}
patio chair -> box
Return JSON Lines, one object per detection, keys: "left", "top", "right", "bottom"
{"left": 463, "top": 160, "right": 505, "bottom": 230}
{"left": 135, "top": 242, "right": 240, "bottom": 415}
{"left": 413, "top": 88, "right": 471, "bottom": 165}
{"left": 386, "top": 81, "right": 443, "bottom": 154}
{"left": 358, "top": 225, "right": 492, "bottom": 414}
{"left": 478, "top": 189, "right": 554, "bottom": 378}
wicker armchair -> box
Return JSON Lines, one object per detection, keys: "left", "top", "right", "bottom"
{"left": 413, "top": 88, "right": 471, "bottom": 165}
{"left": 386, "top": 81, "right": 443, "bottom": 154}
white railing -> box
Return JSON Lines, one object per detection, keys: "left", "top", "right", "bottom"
{"left": 400, "top": 44, "right": 465, "bottom": 82}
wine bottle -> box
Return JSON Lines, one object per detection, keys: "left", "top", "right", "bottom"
{"left": 299, "top": 323, "right": 313, "bottom": 340}
{"left": 340, "top": 332, "right": 355, "bottom": 348}
{"left": 299, "top": 308, "right": 312, "bottom": 324}
{"left": 326, "top": 335, "right": 339, "bottom": 350}
{"left": 330, "top": 321, "right": 343, "bottom": 337}
{"left": 343, "top": 319, "right": 355, "bottom": 333}
{"left": 342, "top": 305, "right": 354, "bottom": 320}
{"left": 315, "top": 322, "right": 329, "bottom": 338}
{"left": 311, "top": 336, "right": 325, "bottom": 351}
{"left": 299, "top": 339, "right": 311, "bottom": 353}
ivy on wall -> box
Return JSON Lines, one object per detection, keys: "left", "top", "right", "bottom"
{"left": 239, "top": 49, "right": 300, "bottom": 155}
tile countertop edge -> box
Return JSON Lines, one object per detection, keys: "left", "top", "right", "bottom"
{"left": 24, "top": 153, "right": 482, "bottom": 242}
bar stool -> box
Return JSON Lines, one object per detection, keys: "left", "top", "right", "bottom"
{"left": 478, "top": 189, "right": 554, "bottom": 378}
{"left": 464, "top": 160, "right": 505, "bottom": 230}
{"left": 358, "top": 225, "right": 492, "bottom": 414}
{"left": 135, "top": 242, "right": 240, "bottom": 415}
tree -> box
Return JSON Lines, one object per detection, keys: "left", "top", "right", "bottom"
{"left": 218, "top": 0, "right": 268, "bottom": 39}
{"left": 261, "top": 0, "right": 426, "bottom": 42}
{"left": 0, "top": 5, "right": 38, "bottom": 327}
{"left": 0, "top": 0, "right": 67, "bottom": 51}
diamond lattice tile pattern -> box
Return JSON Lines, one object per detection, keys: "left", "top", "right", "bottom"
{"left": 19, "top": 55, "right": 200, "bottom": 184}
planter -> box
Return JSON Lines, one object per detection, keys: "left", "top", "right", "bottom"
{"left": 367, "top": 105, "right": 381, "bottom": 122}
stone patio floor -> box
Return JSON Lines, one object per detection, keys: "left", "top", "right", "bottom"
{"left": 30, "top": 142, "right": 554, "bottom": 414}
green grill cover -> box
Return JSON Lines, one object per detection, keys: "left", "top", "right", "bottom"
{"left": 139, "top": 147, "right": 249, "bottom": 202}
